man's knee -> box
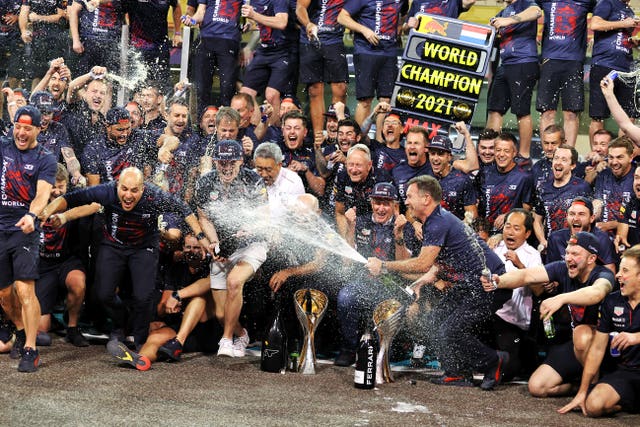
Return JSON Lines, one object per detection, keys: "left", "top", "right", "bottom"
{"left": 527, "top": 365, "right": 560, "bottom": 397}
{"left": 14, "top": 280, "right": 37, "bottom": 305}
{"left": 308, "top": 82, "right": 323, "bottom": 98}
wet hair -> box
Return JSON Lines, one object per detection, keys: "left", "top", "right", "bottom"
{"left": 505, "top": 208, "right": 533, "bottom": 232}
{"left": 55, "top": 163, "right": 69, "bottom": 183}
{"left": 166, "top": 97, "right": 189, "bottom": 112}
{"left": 555, "top": 143, "right": 578, "bottom": 165}
{"left": 622, "top": 245, "right": 640, "bottom": 268}
{"left": 406, "top": 126, "right": 429, "bottom": 144}
{"left": 608, "top": 136, "right": 634, "bottom": 155}
{"left": 346, "top": 143, "right": 371, "bottom": 161}
{"left": 593, "top": 128, "right": 613, "bottom": 140}
{"left": 254, "top": 142, "right": 283, "bottom": 163}
{"left": 407, "top": 175, "right": 442, "bottom": 202}
{"left": 281, "top": 110, "right": 308, "bottom": 128}
{"left": 142, "top": 81, "right": 162, "bottom": 96}
{"left": 216, "top": 106, "right": 240, "bottom": 127}
{"left": 496, "top": 132, "right": 519, "bottom": 151}
{"left": 231, "top": 93, "right": 254, "bottom": 110}
{"left": 472, "top": 217, "right": 490, "bottom": 234}
{"left": 478, "top": 128, "right": 499, "bottom": 141}
{"left": 542, "top": 124, "right": 566, "bottom": 141}
{"left": 337, "top": 118, "right": 361, "bottom": 136}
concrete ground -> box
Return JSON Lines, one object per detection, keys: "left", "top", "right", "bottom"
{"left": 1, "top": 339, "right": 638, "bottom": 426}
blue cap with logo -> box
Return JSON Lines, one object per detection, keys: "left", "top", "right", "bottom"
{"left": 371, "top": 182, "right": 398, "bottom": 201}
{"left": 30, "top": 91, "right": 56, "bottom": 113}
{"left": 428, "top": 135, "right": 452, "bottom": 152}
{"left": 568, "top": 231, "right": 600, "bottom": 256}
{"left": 213, "top": 140, "right": 243, "bottom": 161}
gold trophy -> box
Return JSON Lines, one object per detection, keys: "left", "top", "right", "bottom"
{"left": 373, "top": 299, "right": 404, "bottom": 383}
{"left": 294, "top": 288, "right": 328, "bottom": 375}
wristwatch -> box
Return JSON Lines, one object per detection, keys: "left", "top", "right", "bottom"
{"left": 172, "top": 290, "right": 182, "bottom": 303}
{"left": 26, "top": 212, "right": 38, "bottom": 221}
{"left": 196, "top": 232, "right": 207, "bottom": 241}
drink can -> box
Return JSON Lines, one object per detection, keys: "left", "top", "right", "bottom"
{"left": 609, "top": 332, "right": 620, "bottom": 357}
{"left": 607, "top": 70, "right": 619, "bottom": 81}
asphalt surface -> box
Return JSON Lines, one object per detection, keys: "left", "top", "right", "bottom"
{"left": 1, "top": 337, "right": 639, "bottom": 426}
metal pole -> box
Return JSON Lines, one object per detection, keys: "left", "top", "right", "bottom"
{"left": 179, "top": 26, "right": 191, "bottom": 83}
{"left": 117, "top": 24, "right": 129, "bottom": 106}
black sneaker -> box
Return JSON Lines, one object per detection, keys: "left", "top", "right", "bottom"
{"left": 18, "top": 347, "right": 40, "bottom": 373}
{"left": 66, "top": 327, "right": 90, "bottom": 347}
{"left": 106, "top": 339, "right": 151, "bottom": 371}
{"left": 10, "top": 329, "right": 26, "bottom": 359}
{"left": 36, "top": 331, "right": 52, "bottom": 347}
{"left": 334, "top": 350, "right": 356, "bottom": 367}
{"left": 480, "top": 351, "right": 510, "bottom": 391}
{"left": 158, "top": 337, "right": 183, "bottom": 361}
{"left": 430, "top": 373, "right": 474, "bottom": 387}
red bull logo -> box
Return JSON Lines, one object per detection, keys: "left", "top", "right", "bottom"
{"left": 416, "top": 16, "right": 448, "bottom": 37}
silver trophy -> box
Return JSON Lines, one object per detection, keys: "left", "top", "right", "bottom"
{"left": 294, "top": 288, "right": 328, "bottom": 375}
{"left": 373, "top": 299, "right": 404, "bottom": 383}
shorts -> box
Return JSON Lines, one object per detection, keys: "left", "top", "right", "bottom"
{"left": 242, "top": 46, "right": 290, "bottom": 95}
{"left": 536, "top": 59, "right": 584, "bottom": 113}
{"left": 299, "top": 42, "right": 349, "bottom": 85}
{"left": 210, "top": 242, "right": 268, "bottom": 290}
{"left": 597, "top": 365, "right": 640, "bottom": 413}
{"left": 353, "top": 53, "right": 397, "bottom": 100}
{"left": 0, "top": 231, "right": 40, "bottom": 289}
{"left": 488, "top": 62, "right": 539, "bottom": 117}
{"left": 589, "top": 64, "right": 639, "bottom": 120}
{"left": 543, "top": 339, "right": 582, "bottom": 382}
{"left": 36, "top": 256, "right": 86, "bottom": 315}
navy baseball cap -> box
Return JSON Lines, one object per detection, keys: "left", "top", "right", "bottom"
{"left": 14, "top": 105, "right": 41, "bottom": 127}
{"left": 570, "top": 196, "right": 594, "bottom": 215}
{"left": 568, "top": 231, "right": 600, "bottom": 256}
{"left": 371, "top": 182, "right": 398, "bottom": 201}
{"left": 13, "top": 88, "right": 29, "bottom": 99}
{"left": 106, "top": 107, "right": 131, "bottom": 126}
{"left": 429, "top": 135, "right": 453, "bottom": 152}
{"left": 324, "top": 103, "right": 351, "bottom": 118}
{"left": 213, "top": 140, "right": 243, "bottom": 161}
{"left": 30, "top": 91, "right": 56, "bottom": 113}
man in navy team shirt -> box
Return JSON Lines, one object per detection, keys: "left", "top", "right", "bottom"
{"left": 184, "top": 0, "right": 242, "bottom": 112}
{"left": 296, "top": 0, "right": 348, "bottom": 137}
{"left": 536, "top": 0, "right": 594, "bottom": 147}
{"left": 406, "top": 0, "right": 475, "bottom": 29}
{"left": 487, "top": 0, "right": 541, "bottom": 159}
{"left": 391, "top": 126, "right": 432, "bottom": 211}
{"left": 533, "top": 145, "right": 592, "bottom": 249}
{"left": 43, "top": 166, "right": 212, "bottom": 358}
{"left": 238, "top": 0, "right": 289, "bottom": 124}
{"left": 0, "top": 106, "right": 57, "bottom": 372}
{"left": 616, "top": 165, "right": 640, "bottom": 249}
{"left": 127, "top": 0, "right": 183, "bottom": 94}
{"left": 338, "top": 0, "right": 408, "bottom": 125}
{"left": 480, "top": 132, "right": 533, "bottom": 232}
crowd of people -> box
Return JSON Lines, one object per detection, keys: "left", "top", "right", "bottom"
{"left": 0, "top": 0, "right": 640, "bottom": 419}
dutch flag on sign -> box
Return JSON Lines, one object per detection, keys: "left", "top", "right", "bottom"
{"left": 459, "top": 24, "right": 491, "bottom": 46}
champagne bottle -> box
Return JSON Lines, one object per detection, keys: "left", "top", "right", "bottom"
{"left": 354, "top": 329, "right": 376, "bottom": 389}
{"left": 261, "top": 293, "right": 287, "bottom": 373}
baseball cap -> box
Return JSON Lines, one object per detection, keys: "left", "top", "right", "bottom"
{"left": 570, "top": 196, "right": 594, "bottom": 215}
{"left": 429, "top": 135, "right": 453, "bottom": 152}
{"left": 30, "top": 91, "right": 55, "bottom": 113}
{"left": 13, "top": 88, "right": 29, "bottom": 99}
{"left": 568, "top": 231, "right": 600, "bottom": 256}
{"left": 324, "top": 103, "right": 351, "bottom": 119}
{"left": 212, "top": 140, "right": 243, "bottom": 161}
{"left": 14, "top": 105, "right": 41, "bottom": 127}
{"left": 371, "top": 182, "right": 398, "bottom": 201}
{"left": 106, "top": 107, "right": 131, "bottom": 126}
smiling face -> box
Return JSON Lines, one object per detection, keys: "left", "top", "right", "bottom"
{"left": 405, "top": 131, "right": 427, "bottom": 167}
{"left": 283, "top": 117, "right": 307, "bottom": 150}
{"left": 382, "top": 116, "right": 403, "bottom": 146}
{"left": 50, "top": 179, "right": 68, "bottom": 202}
{"left": 608, "top": 146, "right": 633, "bottom": 178}
{"left": 107, "top": 120, "right": 132, "bottom": 146}
{"left": 345, "top": 149, "right": 372, "bottom": 183}
{"left": 592, "top": 132, "right": 611, "bottom": 157}
{"left": 48, "top": 72, "right": 68, "bottom": 100}
{"left": 214, "top": 159, "right": 242, "bottom": 184}
{"left": 117, "top": 170, "right": 144, "bottom": 211}
{"left": 371, "top": 198, "right": 395, "bottom": 224}
{"left": 502, "top": 211, "right": 530, "bottom": 250}
{"left": 634, "top": 167, "right": 640, "bottom": 199}
{"left": 337, "top": 125, "right": 359, "bottom": 153}
{"left": 200, "top": 109, "right": 217, "bottom": 135}
{"left": 551, "top": 147, "right": 574, "bottom": 182}
{"left": 13, "top": 119, "right": 40, "bottom": 151}
{"left": 617, "top": 255, "right": 640, "bottom": 298}
{"left": 428, "top": 148, "right": 451, "bottom": 177}
{"left": 564, "top": 244, "right": 594, "bottom": 279}
{"left": 84, "top": 80, "right": 107, "bottom": 112}
{"left": 167, "top": 103, "right": 189, "bottom": 136}
{"left": 494, "top": 138, "right": 517, "bottom": 172}
{"left": 478, "top": 138, "right": 495, "bottom": 164}
{"left": 216, "top": 118, "right": 239, "bottom": 141}
{"left": 566, "top": 203, "right": 594, "bottom": 234}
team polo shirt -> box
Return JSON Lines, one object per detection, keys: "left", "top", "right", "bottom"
{"left": 597, "top": 291, "right": 640, "bottom": 368}
{"left": 300, "top": 0, "right": 345, "bottom": 45}
{"left": 481, "top": 163, "right": 533, "bottom": 229}
{"left": 537, "top": 0, "right": 593, "bottom": 61}
{"left": 343, "top": 0, "right": 408, "bottom": 55}
{"left": 438, "top": 168, "right": 477, "bottom": 220}
{"left": 591, "top": 0, "right": 635, "bottom": 70}
{"left": 197, "top": 0, "right": 242, "bottom": 41}
{"left": 494, "top": 0, "right": 539, "bottom": 64}
{"left": 534, "top": 176, "right": 592, "bottom": 235}
{"left": 595, "top": 167, "right": 633, "bottom": 224}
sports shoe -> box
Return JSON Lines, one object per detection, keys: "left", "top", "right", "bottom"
{"left": 334, "top": 350, "right": 356, "bottom": 367}
{"left": 10, "top": 329, "right": 26, "bottom": 360}
{"left": 158, "top": 337, "right": 183, "bottom": 361}
{"left": 217, "top": 338, "right": 235, "bottom": 357}
{"left": 481, "top": 350, "right": 510, "bottom": 391}
{"left": 36, "top": 331, "right": 52, "bottom": 347}
{"left": 430, "top": 373, "right": 474, "bottom": 387}
{"left": 66, "top": 327, "right": 90, "bottom": 347}
{"left": 18, "top": 347, "right": 40, "bottom": 373}
{"left": 106, "top": 340, "right": 151, "bottom": 371}
{"left": 232, "top": 329, "right": 250, "bottom": 357}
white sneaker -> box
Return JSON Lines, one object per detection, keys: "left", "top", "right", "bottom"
{"left": 217, "top": 338, "right": 234, "bottom": 357}
{"left": 232, "top": 329, "right": 250, "bottom": 357}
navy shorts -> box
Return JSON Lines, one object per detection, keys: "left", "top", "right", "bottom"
{"left": 299, "top": 42, "right": 349, "bottom": 85}
{"left": 36, "top": 256, "right": 86, "bottom": 315}
{"left": 544, "top": 339, "right": 582, "bottom": 382}
{"left": 589, "top": 64, "right": 639, "bottom": 120}
{"left": 353, "top": 53, "right": 398, "bottom": 100}
{"left": 536, "top": 59, "right": 585, "bottom": 113}
{"left": 597, "top": 365, "right": 640, "bottom": 413}
{"left": 243, "top": 46, "right": 291, "bottom": 95}
{"left": 488, "top": 61, "right": 539, "bottom": 117}
{"left": 0, "top": 231, "right": 40, "bottom": 289}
